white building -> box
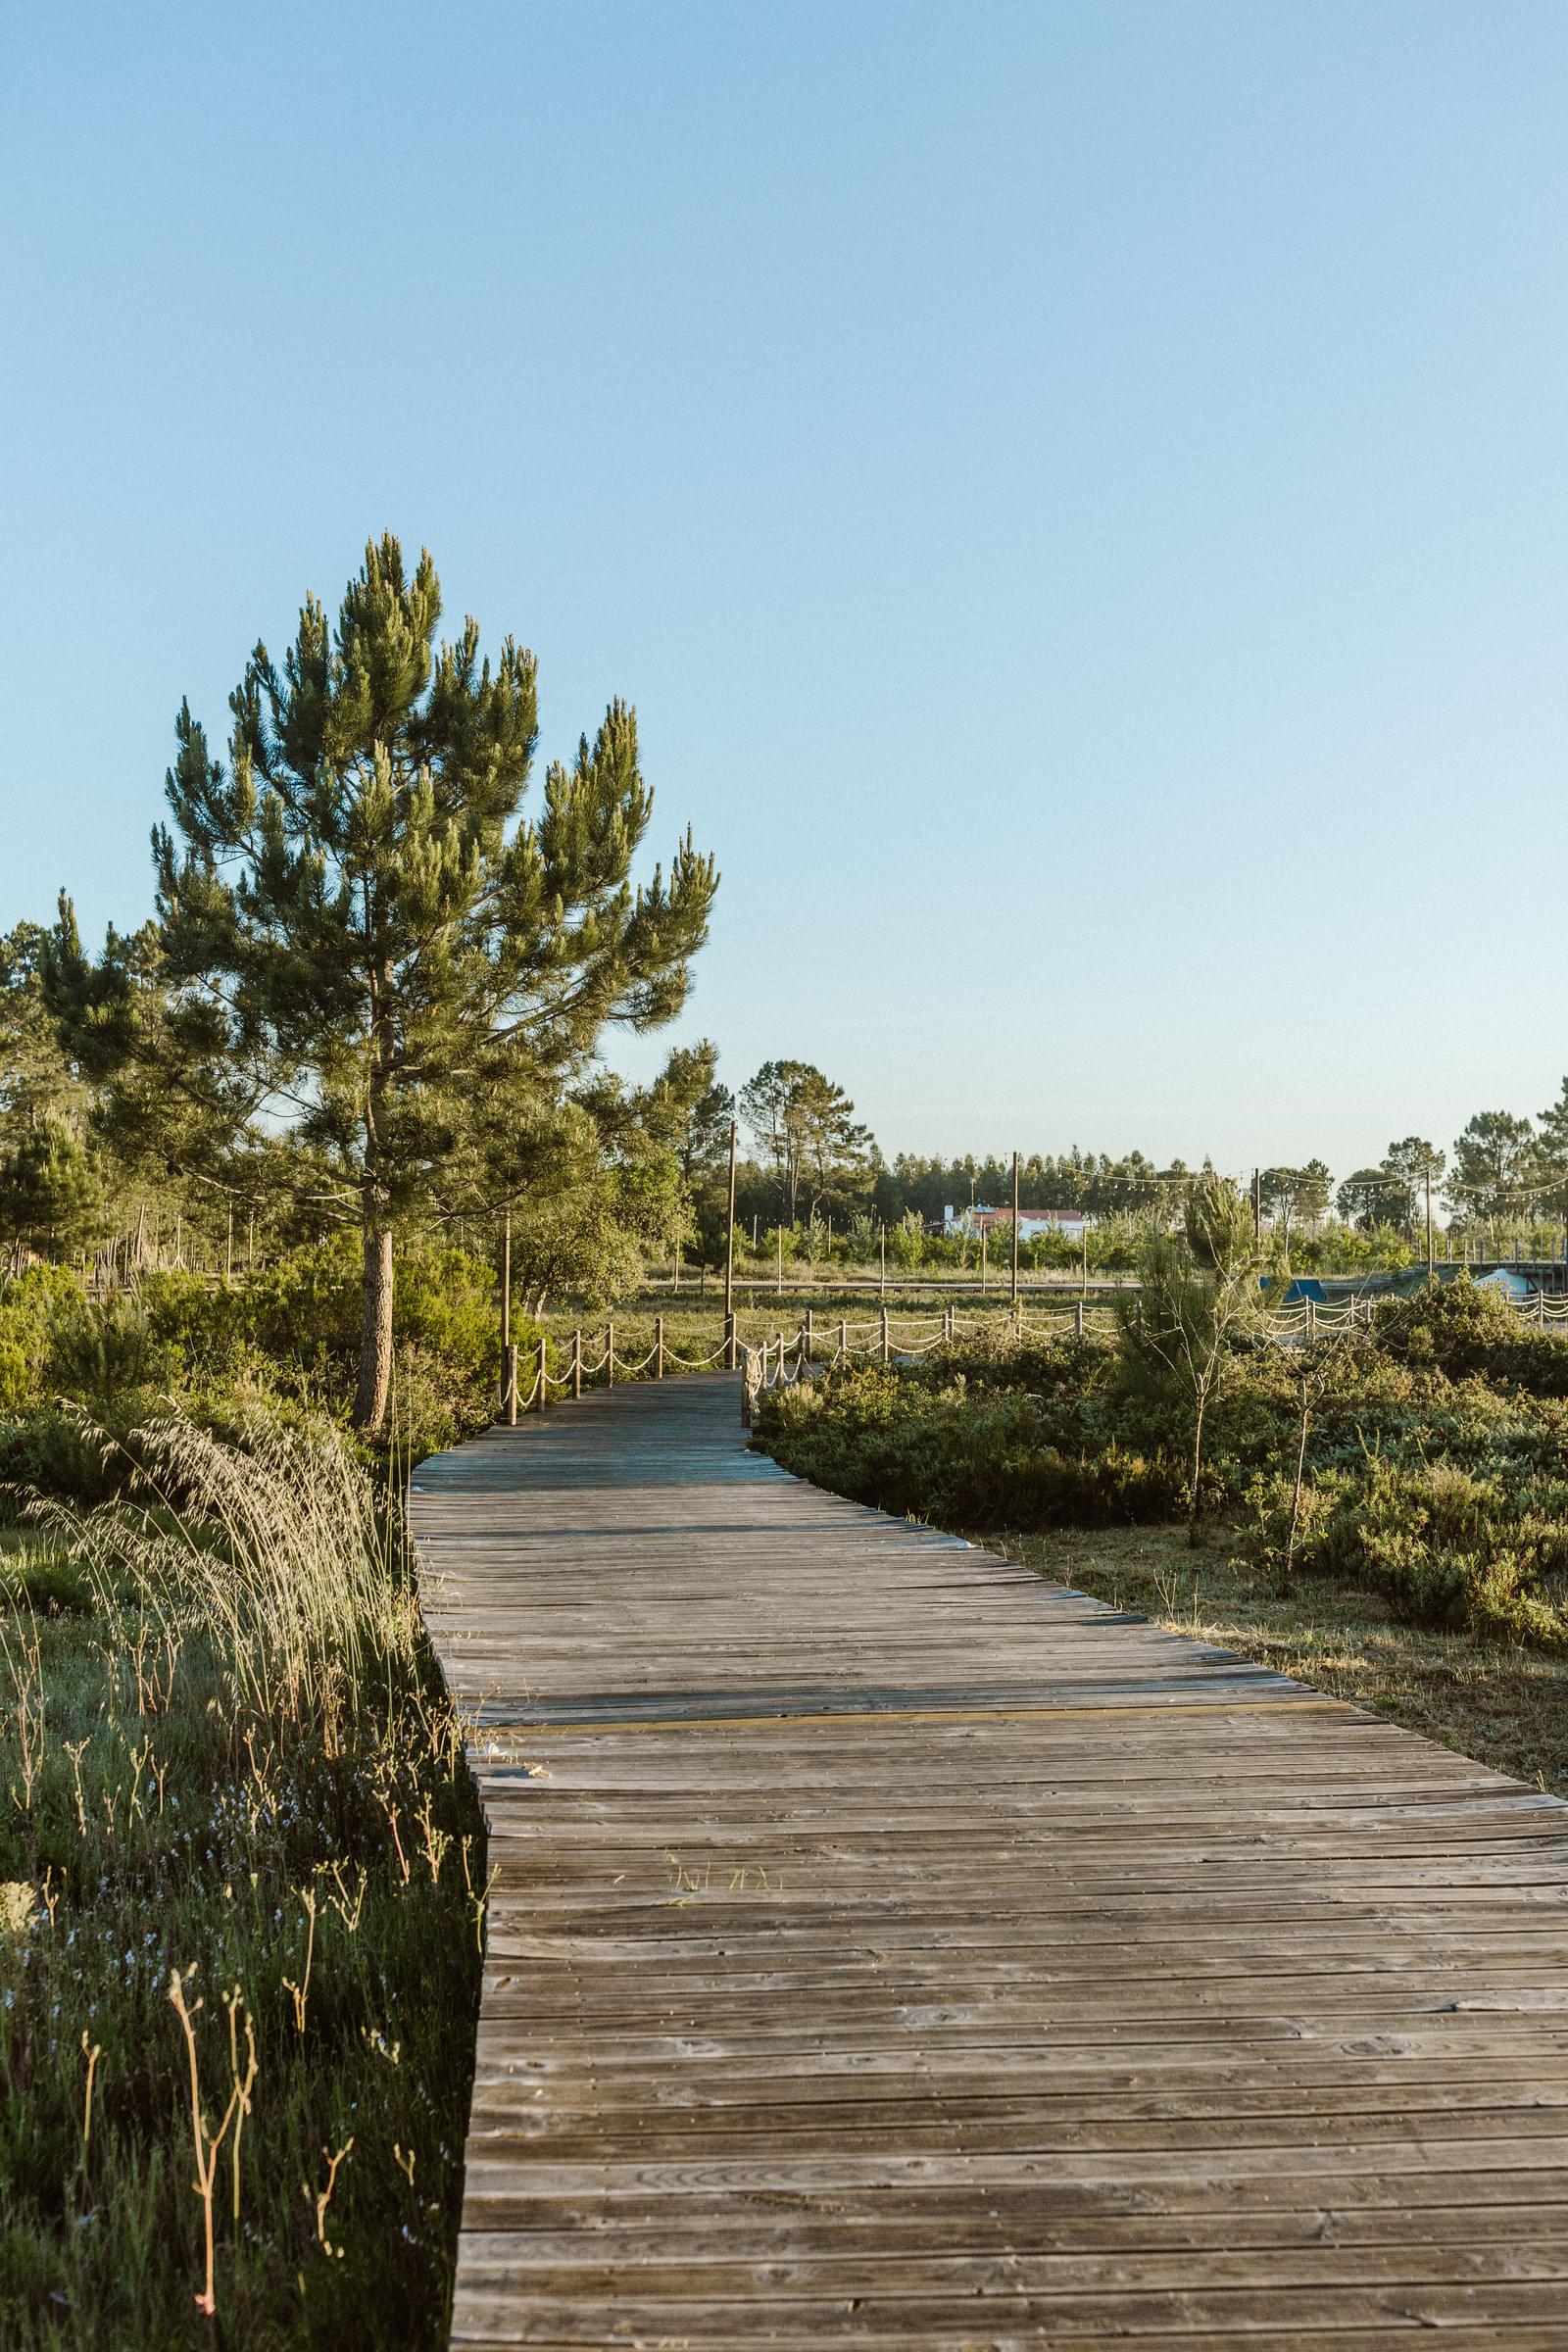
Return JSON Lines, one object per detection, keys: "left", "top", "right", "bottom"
{"left": 942, "top": 1203, "right": 1090, "bottom": 1244}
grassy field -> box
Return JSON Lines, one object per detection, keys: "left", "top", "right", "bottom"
{"left": 984, "top": 1519, "right": 1568, "bottom": 1797}
{"left": 0, "top": 1416, "right": 484, "bottom": 2351}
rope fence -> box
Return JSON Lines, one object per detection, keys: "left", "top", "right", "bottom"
{"left": 496, "top": 1285, "right": 1568, "bottom": 1425}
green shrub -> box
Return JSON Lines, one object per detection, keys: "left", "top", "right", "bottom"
{"left": 0, "top": 1266, "right": 79, "bottom": 1414}
{"left": 757, "top": 1354, "right": 1183, "bottom": 1532}
{"left": 759, "top": 1314, "right": 1568, "bottom": 1651}
{"left": 46, "top": 1292, "right": 171, "bottom": 1406}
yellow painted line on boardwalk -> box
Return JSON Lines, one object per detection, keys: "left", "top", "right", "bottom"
{"left": 487, "top": 1694, "right": 1353, "bottom": 1740}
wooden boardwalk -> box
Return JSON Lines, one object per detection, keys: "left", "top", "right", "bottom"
{"left": 413, "top": 1375, "right": 1568, "bottom": 2348}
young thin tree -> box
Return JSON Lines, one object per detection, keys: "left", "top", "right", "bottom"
{"left": 1116, "top": 1178, "right": 1267, "bottom": 1545}
{"left": 50, "top": 536, "right": 715, "bottom": 1429}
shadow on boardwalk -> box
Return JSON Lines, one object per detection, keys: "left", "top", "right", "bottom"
{"left": 413, "top": 1375, "right": 1568, "bottom": 2349}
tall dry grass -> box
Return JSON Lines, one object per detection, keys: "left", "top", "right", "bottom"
{"left": 0, "top": 1404, "right": 484, "bottom": 2349}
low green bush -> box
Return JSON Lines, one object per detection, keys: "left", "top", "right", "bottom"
{"left": 758, "top": 1350, "right": 1184, "bottom": 1531}
{"left": 756, "top": 1279, "right": 1568, "bottom": 1650}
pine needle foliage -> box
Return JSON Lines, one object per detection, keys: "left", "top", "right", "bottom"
{"left": 50, "top": 536, "right": 717, "bottom": 1428}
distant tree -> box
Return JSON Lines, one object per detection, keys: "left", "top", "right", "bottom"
{"left": 1539, "top": 1077, "right": 1568, "bottom": 1165}
{"left": 1260, "top": 1161, "right": 1333, "bottom": 1250}
{"left": 660, "top": 1044, "right": 732, "bottom": 1187}
{"left": 0, "top": 921, "right": 86, "bottom": 1137}
{"left": 739, "top": 1060, "right": 873, "bottom": 1224}
{"left": 1380, "top": 1137, "right": 1446, "bottom": 1236}
{"left": 1449, "top": 1110, "right": 1536, "bottom": 1228}
{"left": 0, "top": 923, "right": 108, "bottom": 1266}
{"left": 1297, "top": 1157, "right": 1333, "bottom": 1236}
{"left": 1335, "top": 1168, "right": 1389, "bottom": 1232}
{"left": 1535, "top": 1080, "right": 1568, "bottom": 1220}
{"left": 48, "top": 535, "right": 716, "bottom": 1430}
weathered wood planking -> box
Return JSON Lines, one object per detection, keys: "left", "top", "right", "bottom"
{"left": 412, "top": 1375, "right": 1568, "bottom": 2347}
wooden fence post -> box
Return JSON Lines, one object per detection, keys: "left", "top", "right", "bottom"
{"left": 572, "top": 1328, "right": 582, "bottom": 1398}
{"left": 838, "top": 1316, "right": 848, "bottom": 1363}
{"left": 537, "top": 1334, "right": 549, "bottom": 1411}
{"left": 606, "top": 1319, "right": 614, "bottom": 1387}
{"left": 502, "top": 1345, "right": 517, "bottom": 1426}
{"left": 1074, "top": 1300, "right": 1085, "bottom": 1340}
{"left": 655, "top": 1314, "right": 665, "bottom": 1377}
{"left": 880, "top": 1306, "right": 890, "bottom": 1365}
{"left": 1307, "top": 1298, "right": 1317, "bottom": 1342}
{"left": 804, "top": 1304, "right": 814, "bottom": 1359}
{"left": 724, "top": 1311, "right": 737, "bottom": 1372}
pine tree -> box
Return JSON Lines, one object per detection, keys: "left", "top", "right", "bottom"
{"left": 0, "top": 1119, "right": 103, "bottom": 1260}
{"left": 51, "top": 536, "right": 716, "bottom": 1429}
{"left": 738, "top": 1061, "right": 873, "bottom": 1225}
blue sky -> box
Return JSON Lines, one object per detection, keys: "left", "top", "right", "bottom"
{"left": 4, "top": 3, "right": 1567, "bottom": 1183}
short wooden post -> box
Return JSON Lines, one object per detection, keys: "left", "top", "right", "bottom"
{"left": 502, "top": 1345, "right": 518, "bottom": 1426}
{"left": 655, "top": 1314, "right": 665, "bottom": 1377}
{"left": 572, "top": 1327, "right": 582, "bottom": 1398}
{"left": 606, "top": 1319, "right": 614, "bottom": 1386}
{"left": 1074, "top": 1300, "right": 1085, "bottom": 1340}
{"left": 804, "top": 1304, "right": 814, "bottom": 1359}
{"left": 724, "top": 1310, "right": 737, "bottom": 1372}
{"left": 1306, "top": 1298, "right": 1317, "bottom": 1342}
{"left": 880, "top": 1306, "right": 890, "bottom": 1365}
{"left": 838, "top": 1316, "right": 848, "bottom": 1363}
{"left": 537, "top": 1334, "right": 549, "bottom": 1411}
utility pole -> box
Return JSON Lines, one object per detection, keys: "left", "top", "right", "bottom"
{"left": 723, "top": 1119, "right": 738, "bottom": 1366}
{"left": 1010, "top": 1151, "right": 1021, "bottom": 1308}
{"left": 1425, "top": 1168, "right": 1434, "bottom": 1281}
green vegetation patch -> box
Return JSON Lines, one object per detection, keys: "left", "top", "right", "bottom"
{"left": 756, "top": 1275, "right": 1568, "bottom": 1650}
{"left": 0, "top": 1413, "right": 484, "bottom": 2350}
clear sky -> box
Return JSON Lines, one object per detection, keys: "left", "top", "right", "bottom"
{"left": 4, "top": 3, "right": 1566, "bottom": 1185}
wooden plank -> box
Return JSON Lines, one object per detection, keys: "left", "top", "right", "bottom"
{"left": 413, "top": 1374, "right": 1568, "bottom": 2343}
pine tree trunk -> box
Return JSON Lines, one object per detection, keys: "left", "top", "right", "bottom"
{"left": 354, "top": 1222, "right": 395, "bottom": 1432}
